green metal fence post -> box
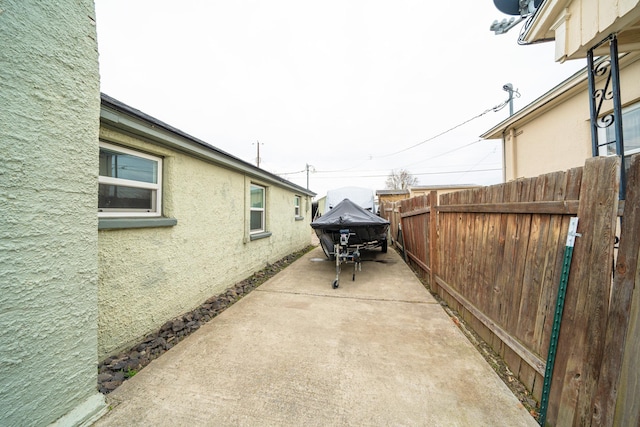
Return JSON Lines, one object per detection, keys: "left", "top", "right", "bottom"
{"left": 538, "top": 217, "right": 580, "bottom": 426}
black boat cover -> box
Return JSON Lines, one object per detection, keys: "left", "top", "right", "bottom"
{"left": 310, "top": 198, "right": 389, "bottom": 229}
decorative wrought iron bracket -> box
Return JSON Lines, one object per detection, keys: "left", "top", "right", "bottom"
{"left": 587, "top": 34, "right": 626, "bottom": 199}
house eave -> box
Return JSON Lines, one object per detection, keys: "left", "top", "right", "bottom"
{"left": 522, "top": 0, "right": 570, "bottom": 44}
{"left": 523, "top": 0, "right": 640, "bottom": 60}
{"left": 100, "top": 93, "right": 315, "bottom": 198}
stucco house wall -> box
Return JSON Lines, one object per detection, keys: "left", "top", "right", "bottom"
{"left": 502, "top": 87, "right": 592, "bottom": 181}
{"left": 482, "top": 52, "right": 640, "bottom": 181}
{"left": 98, "top": 97, "right": 314, "bottom": 359}
{"left": 0, "top": 1, "right": 106, "bottom": 426}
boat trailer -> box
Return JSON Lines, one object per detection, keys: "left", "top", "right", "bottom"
{"left": 332, "top": 229, "right": 363, "bottom": 289}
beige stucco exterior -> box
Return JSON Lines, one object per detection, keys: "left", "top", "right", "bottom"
{"left": 482, "top": 52, "right": 640, "bottom": 181}
{"left": 98, "top": 100, "right": 314, "bottom": 359}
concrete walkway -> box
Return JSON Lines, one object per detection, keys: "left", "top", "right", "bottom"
{"left": 94, "top": 246, "right": 538, "bottom": 426}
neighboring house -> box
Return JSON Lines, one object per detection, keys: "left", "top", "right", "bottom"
{"left": 481, "top": 0, "right": 640, "bottom": 185}
{"left": 98, "top": 94, "right": 315, "bottom": 359}
{"left": 521, "top": 0, "right": 640, "bottom": 62}
{"left": 481, "top": 51, "right": 640, "bottom": 181}
{"left": 376, "top": 189, "right": 410, "bottom": 208}
{"left": 408, "top": 184, "right": 482, "bottom": 199}
{"left": 376, "top": 185, "right": 481, "bottom": 207}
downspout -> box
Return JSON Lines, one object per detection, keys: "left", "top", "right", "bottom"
{"left": 502, "top": 128, "right": 508, "bottom": 183}
{"left": 510, "top": 128, "right": 517, "bottom": 180}
{"left": 501, "top": 127, "right": 517, "bottom": 181}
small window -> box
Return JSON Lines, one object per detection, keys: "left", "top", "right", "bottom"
{"left": 294, "top": 195, "right": 301, "bottom": 217}
{"left": 98, "top": 142, "right": 162, "bottom": 217}
{"left": 598, "top": 102, "right": 640, "bottom": 157}
{"left": 250, "top": 184, "right": 265, "bottom": 233}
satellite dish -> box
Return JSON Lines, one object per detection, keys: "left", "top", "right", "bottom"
{"left": 493, "top": 0, "right": 520, "bottom": 15}
{"left": 493, "top": 0, "right": 542, "bottom": 16}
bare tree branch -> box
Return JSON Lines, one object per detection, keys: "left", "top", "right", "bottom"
{"left": 385, "top": 169, "right": 418, "bottom": 190}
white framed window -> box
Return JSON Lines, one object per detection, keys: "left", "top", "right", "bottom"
{"left": 98, "top": 142, "right": 162, "bottom": 217}
{"left": 598, "top": 102, "right": 640, "bottom": 157}
{"left": 294, "top": 195, "right": 301, "bottom": 217}
{"left": 250, "top": 184, "right": 266, "bottom": 233}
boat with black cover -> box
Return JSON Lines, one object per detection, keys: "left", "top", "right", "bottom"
{"left": 311, "top": 198, "right": 390, "bottom": 259}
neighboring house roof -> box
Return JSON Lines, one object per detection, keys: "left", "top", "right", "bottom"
{"left": 376, "top": 185, "right": 479, "bottom": 196}
{"left": 100, "top": 93, "right": 315, "bottom": 197}
{"left": 409, "top": 184, "right": 480, "bottom": 191}
{"left": 376, "top": 189, "right": 410, "bottom": 196}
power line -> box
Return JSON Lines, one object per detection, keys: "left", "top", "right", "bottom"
{"left": 276, "top": 138, "right": 499, "bottom": 177}
{"left": 307, "top": 167, "right": 502, "bottom": 180}
{"left": 372, "top": 100, "right": 509, "bottom": 159}
{"left": 278, "top": 158, "right": 373, "bottom": 176}
{"left": 399, "top": 139, "right": 483, "bottom": 169}
{"left": 277, "top": 169, "right": 306, "bottom": 176}
{"left": 455, "top": 147, "right": 498, "bottom": 183}
{"left": 276, "top": 97, "right": 510, "bottom": 176}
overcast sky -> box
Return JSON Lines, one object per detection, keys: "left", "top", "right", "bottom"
{"left": 95, "top": 0, "right": 586, "bottom": 197}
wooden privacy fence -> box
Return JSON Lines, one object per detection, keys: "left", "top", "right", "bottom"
{"left": 380, "top": 155, "right": 640, "bottom": 427}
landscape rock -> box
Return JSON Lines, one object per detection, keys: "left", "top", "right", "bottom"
{"left": 97, "top": 373, "right": 112, "bottom": 382}
{"left": 171, "top": 319, "right": 185, "bottom": 332}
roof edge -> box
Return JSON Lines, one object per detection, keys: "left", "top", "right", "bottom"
{"left": 100, "top": 93, "right": 315, "bottom": 197}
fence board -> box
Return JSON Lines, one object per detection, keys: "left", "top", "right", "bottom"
{"left": 486, "top": 183, "right": 505, "bottom": 350}
{"left": 550, "top": 156, "right": 620, "bottom": 427}
{"left": 436, "top": 200, "right": 579, "bottom": 214}
{"left": 428, "top": 191, "right": 438, "bottom": 287}
{"left": 506, "top": 179, "right": 535, "bottom": 375}
{"left": 594, "top": 154, "right": 640, "bottom": 426}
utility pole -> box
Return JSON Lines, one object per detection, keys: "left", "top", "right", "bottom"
{"left": 503, "top": 83, "right": 517, "bottom": 116}
{"left": 253, "top": 141, "right": 263, "bottom": 168}
{"left": 306, "top": 163, "right": 315, "bottom": 190}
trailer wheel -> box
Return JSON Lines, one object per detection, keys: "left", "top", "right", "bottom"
{"left": 381, "top": 238, "right": 388, "bottom": 253}
{"left": 332, "top": 280, "right": 339, "bottom": 289}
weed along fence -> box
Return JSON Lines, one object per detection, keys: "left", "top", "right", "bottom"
{"left": 381, "top": 155, "right": 640, "bottom": 427}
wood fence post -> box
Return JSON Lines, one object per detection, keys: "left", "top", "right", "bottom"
{"left": 429, "top": 190, "right": 438, "bottom": 289}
